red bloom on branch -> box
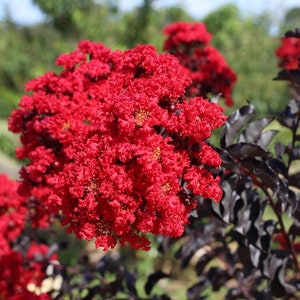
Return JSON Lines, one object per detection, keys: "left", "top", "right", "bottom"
{"left": 0, "top": 174, "right": 58, "bottom": 299}
{"left": 163, "top": 21, "right": 212, "bottom": 49}
{"left": 0, "top": 174, "right": 27, "bottom": 254}
{"left": 276, "top": 36, "right": 300, "bottom": 69}
{"left": 9, "top": 41, "right": 226, "bottom": 250}
{"left": 163, "top": 22, "right": 237, "bottom": 106}
{"left": 0, "top": 241, "right": 57, "bottom": 300}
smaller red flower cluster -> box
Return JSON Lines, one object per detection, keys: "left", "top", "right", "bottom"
{"left": 0, "top": 174, "right": 57, "bottom": 300}
{"left": 274, "top": 234, "right": 300, "bottom": 253}
{"left": 0, "top": 242, "right": 57, "bottom": 300}
{"left": 163, "top": 21, "right": 237, "bottom": 106}
{"left": 276, "top": 36, "right": 300, "bottom": 69}
{"left": 9, "top": 41, "right": 227, "bottom": 251}
{"left": 0, "top": 174, "right": 26, "bottom": 253}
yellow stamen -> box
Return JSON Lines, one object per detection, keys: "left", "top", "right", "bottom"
{"left": 161, "top": 183, "right": 172, "bottom": 195}
{"left": 152, "top": 147, "right": 161, "bottom": 160}
{"left": 62, "top": 121, "right": 70, "bottom": 131}
{"left": 134, "top": 109, "right": 150, "bottom": 126}
{"left": 88, "top": 179, "right": 99, "bottom": 194}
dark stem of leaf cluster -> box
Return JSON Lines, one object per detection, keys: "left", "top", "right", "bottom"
{"left": 252, "top": 174, "right": 299, "bottom": 272}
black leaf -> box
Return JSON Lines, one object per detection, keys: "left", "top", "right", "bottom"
{"left": 240, "top": 158, "right": 279, "bottom": 193}
{"left": 221, "top": 102, "right": 256, "bottom": 148}
{"left": 278, "top": 100, "right": 300, "bottom": 129}
{"left": 230, "top": 193, "right": 247, "bottom": 231}
{"left": 125, "top": 270, "right": 138, "bottom": 296}
{"left": 226, "top": 143, "right": 272, "bottom": 159}
{"left": 268, "top": 158, "right": 288, "bottom": 176}
{"left": 284, "top": 28, "right": 300, "bottom": 38}
{"left": 216, "top": 148, "right": 240, "bottom": 173}
{"left": 207, "top": 267, "right": 231, "bottom": 291}
{"left": 292, "top": 146, "right": 300, "bottom": 159}
{"left": 269, "top": 252, "right": 296, "bottom": 297}
{"left": 274, "top": 142, "right": 287, "bottom": 159}
{"left": 145, "top": 271, "right": 170, "bottom": 295}
{"left": 288, "top": 221, "right": 300, "bottom": 238}
{"left": 178, "top": 240, "right": 206, "bottom": 269}
{"left": 273, "top": 69, "right": 300, "bottom": 84}
{"left": 257, "top": 130, "right": 278, "bottom": 149}
{"left": 195, "top": 252, "right": 215, "bottom": 276}
{"left": 249, "top": 244, "right": 269, "bottom": 276}
{"left": 238, "top": 117, "right": 275, "bottom": 146}
{"left": 225, "top": 288, "right": 245, "bottom": 300}
{"left": 288, "top": 172, "right": 300, "bottom": 189}
{"left": 186, "top": 276, "right": 209, "bottom": 300}
{"left": 285, "top": 188, "right": 299, "bottom": 216}
{"left": 260, "top": 220, "right": 277, "bottom": 252}
{"left": 212, "top": 174, "right": 240, "bottom": 222}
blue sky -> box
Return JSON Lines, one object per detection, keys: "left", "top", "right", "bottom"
{"left": 0, "top": 0, "right": 299, "bottom": 25}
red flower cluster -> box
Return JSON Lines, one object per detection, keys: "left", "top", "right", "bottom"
{"left": 274, "top": 234, "right": 300, "bottom": 253}
{"left": 0, "top": 174, "right": 57, "bottom": 300}
{"left": 0, "top": 174, "right": 26, "bottom": 253}
{"left": 163, "top": 21, "right": 237, "bottom": 106}
{"left": 9, "top": 41, "right": 227, "bottom": 250}
{"left": 276, "top": 36, "right": 300, "bottom": 69}
{"left": 0, "top": 242, "right": 57, "bottom": 300}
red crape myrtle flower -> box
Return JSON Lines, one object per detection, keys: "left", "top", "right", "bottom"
{"left": 276, "top": 36, "right": 300, "bottom": 69}
{"left": 0, "top": 174, "right": 27, "bottom": 254}
{"left": 163, "top": 21, "right": 237, "bottom": 106}
{"left": 0, "top": 242, "right": 57, "bottom": 300}
{"left": 0, "top": 174, "right": 58, "bottom": 299}
{"left": 9, "top": 41, "right": 227, "bottom": 250}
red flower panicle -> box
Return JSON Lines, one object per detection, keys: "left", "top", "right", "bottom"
{"left": 9, "top": 41, "right": 227, "bottom": 250}
{"left": 276, "top": 36, "right": 300, "bottom": 69}
{"left": 0, "top": 174, "right": 27, "bottom": 253}
{"left": 0, "top": 174, "right": 56, "bottom": 300}
{"left": 163, "top": 21, "right": 237, "bottom": 106}
{"left": 0, "top": 242, "right": 57, "bottom": 300}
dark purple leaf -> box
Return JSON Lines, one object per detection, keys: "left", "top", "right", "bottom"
{"left": 269, "top": 252, "right": 296, "bottom": 297}
{"left": 195, "top": 252, "right": 216, "bottom": 276}
{"left": 186, "top": 276, "right": 209, "bottom": 300}
{"left": 226, "top": 143, "right": 272, "bottom": 159}
{"left": 238, "top": 117, "right": 275, "bottom": 146}
{"left": 177, "top": 238, "right": 206, "bottom": 269}
{"left": 288, "top": 172, "right": 300, "bottom": 189}
{"left": 277, "top": 100, "right": 300, "bottom": 129}
{"left": 216, "top": 148, "right": 241, "bottom": 173}
{"left": 274, "top": 142, "right": 287, "bottom": 159}
{"left": 207, "top": 267, "right": 231, "bottom": 291}
{"left": 288, "top": 221, "right": 300, "bottom": 238}
{"left": 292, "top": 146, "right": 300, "bottom": 159}
{"left": 268, "top": 158, "right": 288, "bottom": 176}
{"left": 286, "top": 189, "right": 299, "bottom": 215}
{"left": 212, "top": 174, "right": 240, "bottom": 222}
{"left": 240, "top": 158, "right": 279, "bottom": 193}
{"left": 125, "top": 271, "right": 138, "bottom": 296}
{"left": 257, "top": 130, "right": 279, "bottom": 148}
{"left": 284, "top": 28, "right": 300, "bottom": 38}
{"left": 221, "top": 103, "right": 256, "bottom": 148}
{"left": 249, "top": 244, "right": 269, "bottom": 276}
{"left": 273, "top": 69, "right": 300, "bottom": 84}
{"left": 145, "top": 271, "right": 170, "bottom": 295}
